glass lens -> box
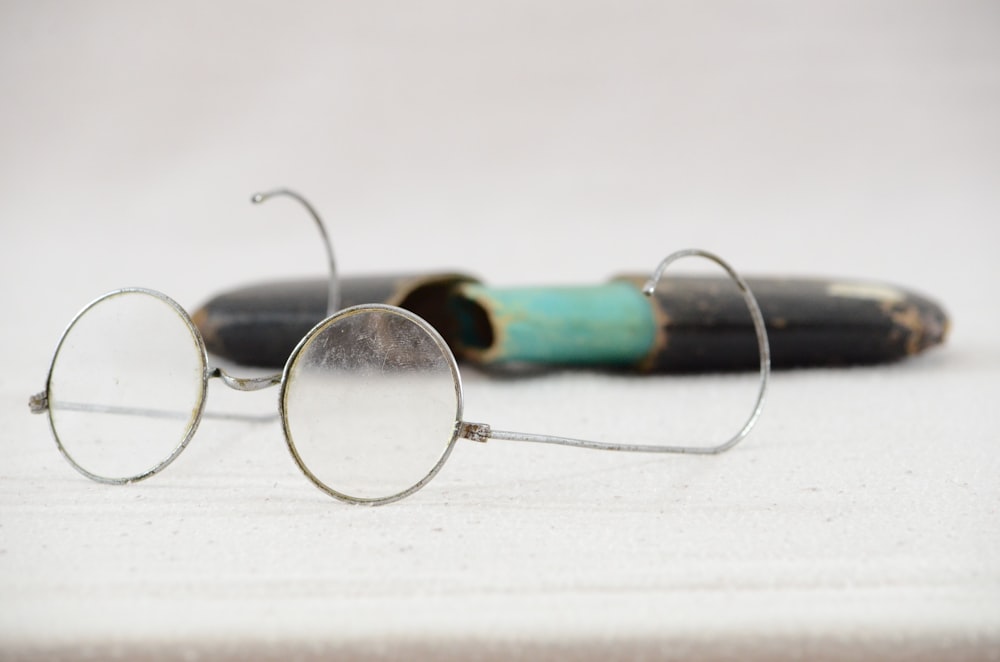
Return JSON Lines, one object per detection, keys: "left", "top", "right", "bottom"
{"left": 47, "top": 289, "right": 207, "bottom": 482}
{"left": 281, "top": 305, "right": 462, "bottom": 503}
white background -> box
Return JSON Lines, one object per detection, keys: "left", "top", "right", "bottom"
{"left": 1, "top": 2, "right": 998, "bottom": 659}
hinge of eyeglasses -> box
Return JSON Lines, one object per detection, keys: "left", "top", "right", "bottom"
{"left": 29, "top": 391, "right": 48, "bottom": 414}
{"left": 458, "top": 421, "right": 491, "bottom": 443}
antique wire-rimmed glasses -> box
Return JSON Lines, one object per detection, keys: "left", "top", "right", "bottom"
{"left": 30, "top": 190, "right": 771, "bottom": 506}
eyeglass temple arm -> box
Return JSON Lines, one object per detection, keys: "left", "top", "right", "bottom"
{"left": 194, "top": 189, "right": 339, "bottom": 392}
{"left": 458, "top": 249, "right": 771, "bottom": 455}
{"left": 29, "top": 398, "right": 277, "bottom": 423}
{"left": 251, "top": 188, "right": 340, "bottom": 317}
{"left": 29, "top": 368, "right": 282, "bottom": 420}
{"left": 30, "top": 189, "right": 330, "bottom": 416}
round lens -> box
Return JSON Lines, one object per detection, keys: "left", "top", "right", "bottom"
{"left": 280, "top": 305, "right": 463, "bottom": 504}
{"left": 46, "top": 289, "right": 207, "bottom": 483}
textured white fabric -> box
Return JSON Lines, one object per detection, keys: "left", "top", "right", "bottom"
{"left": 1, "top": 1, "right": 998, "bottom": 659}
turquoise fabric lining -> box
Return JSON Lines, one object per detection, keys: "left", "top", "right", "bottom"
{"left": 453, "top": 281, "right": 656, "bottom": 366}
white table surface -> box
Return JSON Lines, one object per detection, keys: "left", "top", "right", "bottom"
{"left": 1, "top": 2, "right": 998, "bottom": 659}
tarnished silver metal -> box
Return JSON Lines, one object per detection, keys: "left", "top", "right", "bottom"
{"left": 29, "top": 391, "right": 47, "bottom": 414}
{"left": 209, "top": 367, "right": 282, "bottom": 392}
{"left": 251, "top": 188, "right": 340, "bottom": 316}
{"left": 37, "top": 287, "right": 210, "bottom": 486}
{"left": 31, "top": 188, "right": 771, "bottom": 505}
{"left": 458, "top": 421, "right": 491, "bottom": 443}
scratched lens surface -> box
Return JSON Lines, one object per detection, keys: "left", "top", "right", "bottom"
{"left": 281, "top": 305, "right": 462, "bottom": 503}
{"left": 47, "top": 290, "right": 206, "bottom": 482}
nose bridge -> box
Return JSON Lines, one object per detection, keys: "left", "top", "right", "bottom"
{"left": 209, "top": 367, "right": 282, "bottom": 392}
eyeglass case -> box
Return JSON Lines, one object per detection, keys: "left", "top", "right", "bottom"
{"left": 192, "top": 272, "right": 948, "bottom": 371}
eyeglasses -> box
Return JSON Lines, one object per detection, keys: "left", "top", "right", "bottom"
{"left": 30, "top": 190, "right": 771, "bottom": 506}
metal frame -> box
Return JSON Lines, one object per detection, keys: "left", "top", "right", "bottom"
{"left": 30, "top": 189, "right": 772, "bottom": 506}
{"left": 37, "top": 287, "right": 210, "bottom": 486}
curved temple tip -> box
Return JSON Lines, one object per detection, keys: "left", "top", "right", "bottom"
{"left": 247, "top": 186, "right": 341, "bottom": 316}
